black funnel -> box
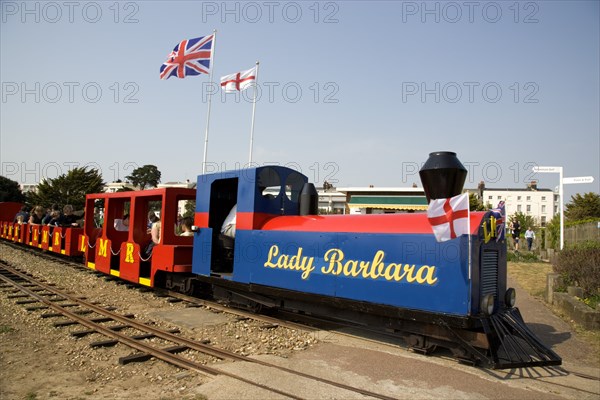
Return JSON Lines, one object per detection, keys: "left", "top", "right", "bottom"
{"left": 299, "top": 183, "right": 318, "bottom": 216}
{"left": 419, "top": 151, "right": 467, "bottom": 202}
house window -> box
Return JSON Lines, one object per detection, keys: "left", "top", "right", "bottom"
{"left": 517, "top": 205, "right": 522, "bottom": 212}
{"left": 541, "top": 216, "right": 546, "bottom": 226}
{"left": 542, "top": 196, "right": 546, "bottom": 201}
{"left": 542, "top": 205, "right": 546, "bottom": 213}
{"left": 488, "top": 196, "right": 493, "bottom": 200}
{"left": 517, "top": 196, "right": 521, "bottom": 200}
{"left": 526, "top": 196, "right": 531, "bottom": 201}
{"left": 497, "top": 196, "right": 501, "bottom": 200}
{"left": 526, "top": 205, "right": 531, "bottom": 212}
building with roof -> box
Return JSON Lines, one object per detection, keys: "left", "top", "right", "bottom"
{"left": 336, "top": 186, "right": 427, "bottom": 214}
{"left": 467, "top": 181, "right": 557, "bottom": 227}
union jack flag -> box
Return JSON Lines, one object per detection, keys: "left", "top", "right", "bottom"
{"left": 160, "top": 35, "right": 213, "bottom": 80}
{"left": 490, "top": 200, "right": 506, "bottom": 241}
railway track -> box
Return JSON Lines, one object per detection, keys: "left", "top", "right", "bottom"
{"left": 0, "top": 259, "right": 399, "bottom": 400}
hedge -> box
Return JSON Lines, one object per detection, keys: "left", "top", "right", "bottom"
{"left": 553, "top": 241, "right": 600, "bottom": 297}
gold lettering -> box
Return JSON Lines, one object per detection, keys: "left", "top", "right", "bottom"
{"left": 98, "top": 238, "right": 108, "bottom": 258}
{"left": 54, "top": 232, "right": 60, "bottom": 246}
{"left": 383, "top": 263, "right": 400, "bottom": 281}
{"left": 125, "top": 243, "right": 134, "bottom": 263}
{"left": 322, "top": 248, "right": 343, "bottom": 275}
{"left": 264, "top": 244, "right": 438, "bottom": 286}
{"left": 264, "top": 245, "right": 279, "bottom": 268}
{"left": 33, "top": 229, "right": 38, "bottom": 241}
{"left": 79, "top": 235, "right": 86, "bottom": 252}
{"left": 417, "top": 265, "right": 438, "bottom": 285}
{"left": 277, "top": 254, "right": 289, "bottom": 268}
{"left": 42, "top": 230, "right": 48, "bottom": 244}
{"left": 263, "top": 245, "right": 315, "bottom": 279}
{"left": 402, "top": 264, "right": 417, "bottom": 283}
{"left": 343, "top": 259, "right": 358, "bottom": 277}
{"left": 368, "top": 250, "right": 385, "bottom": 279}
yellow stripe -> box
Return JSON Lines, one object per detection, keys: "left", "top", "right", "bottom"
{"left": 138, "top": 278, "right": 151, "bottom": 287}
{"left": 48, "top": 247, "right": 52, "bottom": 251}
{"left": 110, "top": 270, "right": 120, "bottom": 277}
{"left": 87, "top": 262, "right": 96, "bottom": 270}
{"left": 61, "top": 250, "right": 66, "bottom": 255}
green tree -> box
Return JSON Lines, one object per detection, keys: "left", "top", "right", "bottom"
{"left": 126, "top": 165, "right": 161, "bottom": 190}
{"left": 0, "top": 176, "right": 25, "bottom": 203}
{"left": 183, "top": 200, "right": 196, "bottom": 218}
{"left": 564, "top": 192, "right": 600, "bottom": 221}
{"left": 469, "top": 193, "right": 487, "bottom": 211}
{"left": 509, "top": 211, "right": 537, "bottom": 234}
{"left": 27, "top": 167, "right": 104, "bottom": 211}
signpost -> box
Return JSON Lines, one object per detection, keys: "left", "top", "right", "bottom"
{"left": 562, "top": 176, "right": 594, "bottom": 185}
{"left": 532, "top": 167, "right": 596, "bottom": 250}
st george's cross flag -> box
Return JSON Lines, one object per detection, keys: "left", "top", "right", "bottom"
{"left": 220, "top": 67, "right": 257, "bottom": 92}
{"left": 160, "top": 35, "right": 214, "bottom": 80}
{"left": 427, "top": 193, "right": 470, "bottom": 242}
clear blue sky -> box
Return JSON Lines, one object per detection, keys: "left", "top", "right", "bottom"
{"left": 1, "top": 1, "right": 598, "bottom": 203}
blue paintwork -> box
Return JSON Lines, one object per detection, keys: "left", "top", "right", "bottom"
{"left": 192, "top": 228, "right": 213, "bottom": 276}
{"left": 196, "top": 166, "right": 308, "bottom": 215}
{"left": 229, "top": 230, "right": 472, "bottom": 316}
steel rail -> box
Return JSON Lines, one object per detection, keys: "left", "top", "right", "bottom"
{"left": 0, "top": 263, "right": 306, "bottom": 400}
{"left": 0, "top": 260, "right": 399, "bottom": 400}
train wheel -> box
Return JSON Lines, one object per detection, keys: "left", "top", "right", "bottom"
{"left": 407, "top": 334, "right": 437, "bottom": 354}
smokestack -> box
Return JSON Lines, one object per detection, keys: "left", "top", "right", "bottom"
{"left": 419, "top": 151, "right": 467, "bottom": 202}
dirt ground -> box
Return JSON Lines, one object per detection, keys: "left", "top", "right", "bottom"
{"left": 0, "top": 243, "right": 316, "bottom": 400}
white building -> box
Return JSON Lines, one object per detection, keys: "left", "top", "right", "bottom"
{"left": 20, "top": 183, "right": 38, "bottom": 193}
{"left": 468, "top": 181, "right": 556, "bottom": 227}
{"left": 103, "top": 181, "right": 136, "bottom": 193}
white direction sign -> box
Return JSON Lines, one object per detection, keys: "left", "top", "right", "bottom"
{"left": 563, "top": 176, "right": 595, "bottom": 184}
{"left": 533, "top": 166, "right": 562, "bottom": 173}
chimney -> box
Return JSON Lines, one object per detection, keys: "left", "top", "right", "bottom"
{"left": 530, "top": 180, "right": 537, "bottom": 190}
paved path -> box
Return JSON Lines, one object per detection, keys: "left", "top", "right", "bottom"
{"left": 190, "top": 279, "right": 600, "bottom": 399}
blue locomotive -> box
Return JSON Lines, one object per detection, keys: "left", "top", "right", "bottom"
{"left": 0, "top": 152, "right": 561, "bottom": 368}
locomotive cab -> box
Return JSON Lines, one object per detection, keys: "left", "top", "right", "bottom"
{"left": 192, "top": 166, "right": 309, "bottom": 277}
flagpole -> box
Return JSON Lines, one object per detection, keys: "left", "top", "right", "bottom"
{"left": 202, "top": 29, "right": 217, "bottom": 174}
{"left": 248, "top": 61, "right": 259, "bottom": 165}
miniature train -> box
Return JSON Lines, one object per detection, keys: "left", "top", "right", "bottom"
{"left": 0, "top": 152, "right": 561, "bottom": 368}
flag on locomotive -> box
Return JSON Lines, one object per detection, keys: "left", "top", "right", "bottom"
{"left": 426, "top": 193, "right": 470, "bottom": 242}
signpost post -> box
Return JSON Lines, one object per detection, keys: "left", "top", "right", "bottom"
{"left": 532, "top": 166, "right": 595, "bottom": 250}
{"left": 533, "top": 166, "right": 564, "bottom": 249}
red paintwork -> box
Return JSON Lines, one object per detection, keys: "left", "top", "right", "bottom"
{"left": 0, "top": 202, "right": 23, "bottom": 222}
{"left": 261, "top": 212, "right": 485, "bottom": 234}
{"left": 83, "top": 188, "right": 196, "bottom": 286}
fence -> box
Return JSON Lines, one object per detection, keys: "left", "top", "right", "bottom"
{"left": 564, "top": 221, "right": 600, "bottom": 246}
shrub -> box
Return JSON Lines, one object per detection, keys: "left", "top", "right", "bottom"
{"left": 553, "top": 241, "right": 600, "bottom": 298}
{"left": 507, "top": 251, "right": 539, "bottom": 262}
